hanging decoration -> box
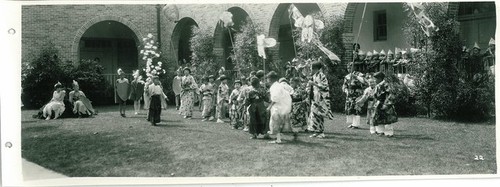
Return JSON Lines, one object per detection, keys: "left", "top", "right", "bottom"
{"left": 256, "top": 34, "right": 277, "bottom": 59}
{"left": 407, "top": 2, "right": 439, "bottom": 37}
{"left": 288, "top": 4, "right": 325, "bottom": 43}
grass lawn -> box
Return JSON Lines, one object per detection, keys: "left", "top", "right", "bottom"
{"left": 21, "top": 105, "right": 496, "bottom": 177}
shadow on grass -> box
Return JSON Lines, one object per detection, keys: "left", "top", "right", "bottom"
{"left": 23, "top": 125, "right": 58, "bottom": 133}
{"left": 22, "top": 120, "right": 40, "bottom": 124}
{"left": 393, "top": 134, "right": 435, "bottom": 141}
{"left": 22, "top": 130, "right": 177, "bottom": 177}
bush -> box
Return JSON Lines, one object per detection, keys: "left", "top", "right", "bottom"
{"left": 22, "top": 42, "right": 112, "bottom": 108}
{"left": 190, "top": 27, "right": 218, "bottom": 79}
{"left": 65, "top": 60, "right": 110, "bottom": 105}
{"left": 22, "top": 43, "right": 66, "bottom": 108}
{"left": 402, "top": 3, "right": 494, "bottom": 121}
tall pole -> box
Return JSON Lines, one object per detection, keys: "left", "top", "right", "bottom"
{"left": 156, "top": 4, "right": 162, "bottom": 48}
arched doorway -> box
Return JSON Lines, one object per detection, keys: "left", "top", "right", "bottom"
{"left": 269, "top": 3, "right": 322, "bottom": 63}
{"left": 78, "top": 20, "right": 139, "bottom": 83}
{"left": 213, "top": 7, "right": 251, "bottom": 74}
{"left": 171, "top": 17, "right": 198, "bottom": 65}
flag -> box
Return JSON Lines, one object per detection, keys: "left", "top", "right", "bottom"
{"left": 314, "top": 40, "right": 340, "bottom": 62}
{"left": 256, "top": 34, "right": 277, "bottom": 59}
{"left": 408, "top": 2, "right": 438, "bottom": 37}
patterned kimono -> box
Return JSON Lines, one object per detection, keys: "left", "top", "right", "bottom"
{"left": 237, "top": 85, "right": 251, "bottom": 129}
{"left": 216, "top": 83, "right": 229, "bottom": 119}
{"left": 290, "top": 86, "right": 308, "bottom": 132}
{"left": 342, "top": 72, "right": 365, "bottom": 115}
{"left": 229, "top": 88, "right": 242, "bottom": 128}
{"left": 373, "top": 80, "right": 398, "bottom": 125}
{"left": 308, "top": 70, "right": 334, "bottom": 133}
{"left": 179, "top": 75, "right": 198, "bottom": 117}
{"left": 245, "top": 86, "right": 268, "bottom": 136}
{"left": 200, "top": 83, "right": 215, "bottom": 118}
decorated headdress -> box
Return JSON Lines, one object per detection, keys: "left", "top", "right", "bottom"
{"left": 234, "top": 79, "right": 242, "bottom": 85}
{"left": 473, "top": 42, "right": 481, "bottom": 49}
{"left": 395, "top": 47, "right": 402, "bottom": 54}
{"left": 54, "top": 81, "right": 63, "bottom": 89}
{"left": 117, "top": 68, "right": 124, "bottom": 75}
{"left": 387, "top": 50, "right": 394, "bottom": 55}
{"left": 279, "top": 78, "right": 289, "bottom": 83}
{"left": 372, "top": 50, "right": 379, "bottom": 55}
{"left": 410, "top": 48, "right": 421, "bottom": 54}
{"left": 366, "top": 51, "right": 373, "bottom": 56}
{"left": 489, "top": 38, "right": 495, "bottom": 46}
{"left": 401, "top": 49, "right": 408, "bottom": 55}
{"left": 72, "top": 80, "right": 79, "bottom": 88}
{"left": 358, "top": 50, "right": 365, "bottom": 56}
{"left": 132, "top": 69, "right": 140, "bottom": 77}
{"left": 183, "top": 67, "right": 191, "bottom": 73}
{"left": 219, "top": 75, "right": 228, "bottom": 81}
{"left": 379, "top": 50, "right": 386, "bottom": 56}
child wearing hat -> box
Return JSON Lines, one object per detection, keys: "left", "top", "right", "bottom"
{"left": 372, "top": 72, "right": 398, "bottom": 137}
{"left": 343, "top": 62, "right": 366, "bottom": 129}
{"left": 216, "top": 75, "right": 229, "bottom": 123}
{"left": 229, "top": 80, "right": 243, "bottom": 129}
{"left": 115, "top": 68, "right": 130, "bottom": 117}
{"left": 129, "top": 70, "right": 145, "bottom": 115}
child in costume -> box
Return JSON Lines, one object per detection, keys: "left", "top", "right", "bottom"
{"left": 143, "top": 77, "right": 152, "bottom": 110}
{"left": 356, "top": 78, "right": 377, "bottom": 134}
{"left": 238, "top": 77, "right": 252, "bottom": 131}
{"left": 172, "top": 69, "right": 183, "bottom": 110}
{"left": 308, "top": 61, "right": 334, "bottom": 138}
{"left": 129, "top": 70, "right": 145, "bottom": 115}
{"left": 267, "top": 71, "right": 292, "bottom": 144}
{"left": 146, "top": 76, "right": 166, "bottom": 126}
{"left": 289, "top": 77, "right": 308, "bottom": 140}
{"left": 69, "top": 80, "right": 95, "bottom": 118}
{"left": 343, "top": 62, "right": 366, "bottom": 129}
{"left": 200, "top": 76, "right": 215, "bottom": 121}
{"left": 373, "top": 72, "right": 398, "bottom": 137}
{"left": 115, "top": 68, "right": 130, "bottom": 117}
{"left": 216, "top": 75, "right": 229, "bottom": 123}
{"left": 229, "top": 80, "right": 243, "bottom": 129}
{"left": 42, "top": 82, "right": 66, "bottom": 120}
{"left": 245, "top": 77, "right": 269, "bottom": 139}
{"left": 179, "top": 67, "right": 198, "bottom": 119}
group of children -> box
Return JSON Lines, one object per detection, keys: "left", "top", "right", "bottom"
{"left": 352, "top": 47, "right": 418, "bottom": 75}
{"left": 171, "top": 66, "right": 317, "bottom": 143}
{"left": 114, "top": 68, "right": 167, "bottom": 126}
{"left": 343, "top": 61, "right": 398, "bottom": 137}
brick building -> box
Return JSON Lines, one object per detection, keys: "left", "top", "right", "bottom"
{"left": 22, "top": 2, "right": 495, "bottom": 83}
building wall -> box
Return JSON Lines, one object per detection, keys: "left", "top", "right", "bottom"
{"left": 22, "top": 3, "right": 347, "bottom": 67}
{"left": 22, "top": 5, "right": 158, "bottom": 64}
{"left": 351, "top": 3, "right": 410, "bottom": 53}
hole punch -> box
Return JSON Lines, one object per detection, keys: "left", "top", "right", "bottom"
{"left": 8, "top": 28, "right": 16, "bottom": 35}
{"left": 5, "top": 142, "right": 12, "bottom": 148}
